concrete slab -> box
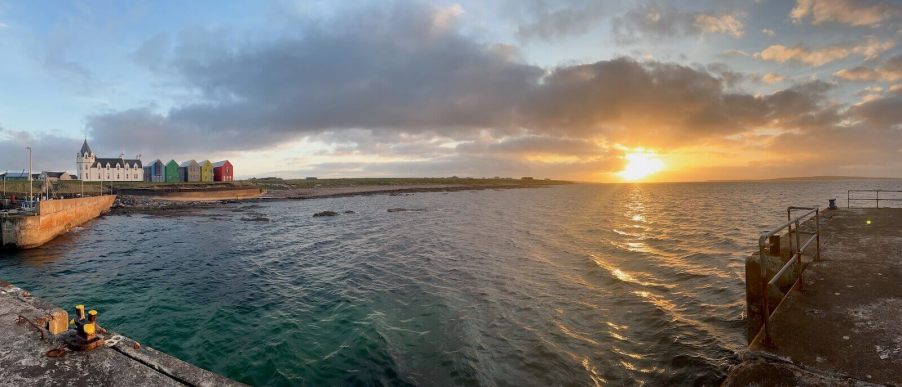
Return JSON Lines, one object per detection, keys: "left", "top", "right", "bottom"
{"left": 0, "top": 280, "right": 245, "bottom": 387}
{"left": 729, "top": 208, "right": 902, "bottom": 385}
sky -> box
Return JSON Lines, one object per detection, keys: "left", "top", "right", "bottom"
{"left": 0, "top": 0, "right": 901, "bottom": 182}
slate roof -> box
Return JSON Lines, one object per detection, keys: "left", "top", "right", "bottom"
{"left": 91, "top": 158, "right": 143, "bottom": 169}
{"left": 180, "top": 160, "right": 199, "bottom": 168}
{"left": 213, "top": 160, "right": 230, "bottom": 168}
{"left": 1, "top": 171, "right": 30, "bottom": 179}
{"left": 80, "top": 140, "right": 93, "bottom": 156}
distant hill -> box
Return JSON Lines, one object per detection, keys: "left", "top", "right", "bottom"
{"left": 707, "top": 176, "right": 902, "bottom": 182}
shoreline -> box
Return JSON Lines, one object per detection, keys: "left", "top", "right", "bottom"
{"left": 111, "top": 183, "right": 563, "bottom": 216}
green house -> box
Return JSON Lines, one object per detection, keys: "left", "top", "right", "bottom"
{"left": 164, "top": 160, "right": 180, "bottom": 183}
{"left": 200, "top": 160, "right": 214, "bottom": 182}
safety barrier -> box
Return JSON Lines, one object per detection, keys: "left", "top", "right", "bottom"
{"left": 848, "top": 190, "right": 902, "bottom": 208}
{"left": 756, "top": 206, "right": 820, "bottom": 346}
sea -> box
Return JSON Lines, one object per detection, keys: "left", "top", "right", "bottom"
{"left": 1, "top": 180, "right": 900, "bottom": 386}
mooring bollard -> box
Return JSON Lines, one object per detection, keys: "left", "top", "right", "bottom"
{"left": 66, "top": 304, "right": 105, "bottom": 351}
{"left": 828, "top": 198, "right": 837, "bottom": 210}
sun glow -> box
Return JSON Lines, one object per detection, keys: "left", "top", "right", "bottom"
{"left": 618, "top": 149, "right": 665, "bottom": 181}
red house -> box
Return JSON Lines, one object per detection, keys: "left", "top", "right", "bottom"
{"left": 213, "top": 160, "right": 234, "bottom": 182}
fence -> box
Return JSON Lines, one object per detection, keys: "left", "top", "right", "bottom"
{"left": 756, "top": 206, "right": 820, "bottom": 346}
{"left": 848, "top": 190, "right": 902, "bottom": 208}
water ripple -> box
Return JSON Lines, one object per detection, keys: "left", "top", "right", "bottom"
{"left": 1, "top": 180, "right": 888, "bottom": 385}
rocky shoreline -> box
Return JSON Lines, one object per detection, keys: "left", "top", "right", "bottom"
{"left": 110, "top": 183, "right": 561, "bottom": 216}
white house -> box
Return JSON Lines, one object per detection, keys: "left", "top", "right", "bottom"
{"left": 76, "top": 140, "right": 144, "bottom": 182}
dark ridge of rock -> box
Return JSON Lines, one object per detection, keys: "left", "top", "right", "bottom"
{"left": 387, "top": 208, "right": 426, "bottom": 212}
{"left": 313, "top": 211, "right": 339, "bottom": 217}
{"left": 240, "top": 216, "right": 270, "bottom": 222}
{"left": 343, "top": 210, "right": 356, "bottom": 214}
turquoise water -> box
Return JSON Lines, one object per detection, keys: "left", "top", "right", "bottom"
{"left": 1, "top": 181, "right": 899, "bottom": 385}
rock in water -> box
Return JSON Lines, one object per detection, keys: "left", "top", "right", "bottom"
{"left": 313, "top": 211, "right": 339, "bottom": 217}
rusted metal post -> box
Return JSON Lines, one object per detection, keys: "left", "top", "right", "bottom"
{"left": 876, "top": 190, "right": 880, "bottom": 208}
{"left": 848, "top": 190, "right": 850, "bottom": 208}
{"left": 769, "top": 235, "right": 781, "bottom": 256}
{"left": 787, "top": 222, "right": 793, "bottom": 257}
{"left": 815, "top": 209, "right": 820, "bottom": 261}
{"left": 759, "top": 235, "right": 773, "bottom": 346}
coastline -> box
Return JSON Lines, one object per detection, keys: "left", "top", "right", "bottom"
{"left": 111, "top": 182, "right": 565, "bottom": 216}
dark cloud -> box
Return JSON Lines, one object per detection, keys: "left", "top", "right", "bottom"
{"left": 835, "top": 54, "right": 902, "bottom": 82}
{"left": 90, "top": 2, "right": 542, "bottom": 155}
{"left": 850, "top": 94, "right": 902, "bottom": 128}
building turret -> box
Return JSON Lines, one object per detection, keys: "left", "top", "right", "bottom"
{"left": 76, "top": 139, "right": 96, "bottom": 180}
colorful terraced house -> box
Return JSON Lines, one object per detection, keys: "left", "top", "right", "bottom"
{"left": 200, "top": 160, "right": 214, "bottom": 182}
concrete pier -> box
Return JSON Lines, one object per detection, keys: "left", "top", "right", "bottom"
{"left": 1, "top": 196, "right": 115, "bottom": 249}
{"left": 0, "top": 280, "right": 244, "bottom": 386}
{"left": 725, "top": 208, "right": 902, "bottom": 386}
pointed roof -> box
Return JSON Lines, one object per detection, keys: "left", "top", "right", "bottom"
{"left": 80, "top": 139, "right": 93, "bottom": 155}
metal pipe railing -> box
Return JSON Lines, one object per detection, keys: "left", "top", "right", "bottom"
{"left": 848, "top": 190, "right": 902, "bottom": 208}
{"left": 757, "top": 206, "right": 820, "bottom": 346}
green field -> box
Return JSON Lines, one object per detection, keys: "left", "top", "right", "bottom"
{"left": 0, "top": 177, "right": 571, "bottom": 197}
{"left": 234, "top": 177, "right": 571, "bottom": 190}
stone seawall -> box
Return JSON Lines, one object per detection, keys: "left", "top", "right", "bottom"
{"left": 119, "top": 187, "right": 263, "bottom": 201}
{"left": 0, "top": 195, "right": 115, "bottom": 249}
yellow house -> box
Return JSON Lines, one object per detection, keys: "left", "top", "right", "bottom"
{"left": 200, "top": 160, "right": 214, "bottom": 182}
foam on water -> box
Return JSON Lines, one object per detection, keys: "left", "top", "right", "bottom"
{"left": 1, "top": 180, "right": 899, "bottom": 385}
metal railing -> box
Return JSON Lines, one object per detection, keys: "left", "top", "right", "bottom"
{"left": 848, "top": 190, "right": 902, "bottom": 208}
{"left": 757, "top": 206, "right": 820, "bottom": 346}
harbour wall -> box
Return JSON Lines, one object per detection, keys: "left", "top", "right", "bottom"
{"left": 117, "top": 187, "right": 263, "bottom": 201}
{"left": 0, "top": 195, "right": 115, "bottom": 249}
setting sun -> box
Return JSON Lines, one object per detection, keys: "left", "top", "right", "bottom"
{"left": 618, "top": 149, "right": 665, "bottom": 181}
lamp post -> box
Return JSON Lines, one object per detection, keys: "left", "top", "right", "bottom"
{"left": 26, "top": 146, "right": 32, "bottom": 207}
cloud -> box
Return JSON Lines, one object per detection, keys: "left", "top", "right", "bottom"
{"left": 613, "top": 5, "right": 744, "bottom": 41}
{"left": 756, "top": 36, "right": 894, "bottom": 66}
{"left": 0, "top": 127, "right": 81, "bottom": 173}
{"left": 761, "top": 28, "right": 775, "bottom": 37}
{"left": 515, "top": 1, "right": 607, "bottom": 41}
{"left": 720, "top": 49, "right": 751, "bottom": 57}
{"left": 694, "top": 13, "right": 744, "bottom": 38}
{"left": 790, "top": 0, "right": 902, "bottom": 27}
{"left": 761, "top": 73, "right": 786, "bottom": 84}
{"left": 81, "top": 1, "right": 899, "bottom": 180}
{"left": 834, "top": 54, "right": 902, "bottom": 81}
